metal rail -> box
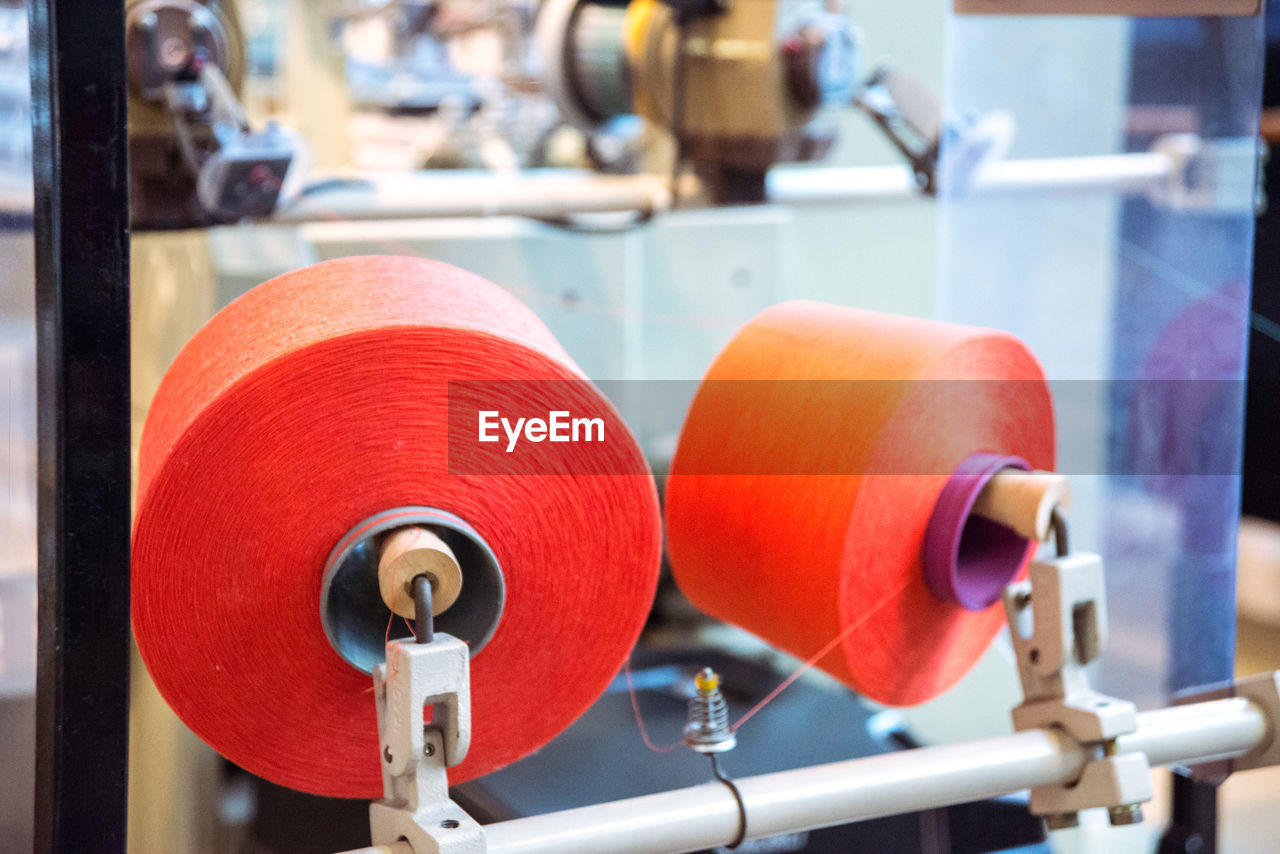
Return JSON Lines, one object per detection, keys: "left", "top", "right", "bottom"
{"left": 275, "top": 152, "right": 1177, "bottom": 224}
{"left": 338, "top": 695, "right": 1269, "bottom": 854}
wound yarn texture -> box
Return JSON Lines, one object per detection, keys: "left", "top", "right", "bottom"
{"left": 133, "top": 255, "right": 663, "bottom": 798}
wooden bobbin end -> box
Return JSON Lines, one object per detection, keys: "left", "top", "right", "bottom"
{"left": 970, "top": 469, "right": 1072, "bottom": 542}
{"left": 378, "top": 526, "right": 463, "bottom": 619}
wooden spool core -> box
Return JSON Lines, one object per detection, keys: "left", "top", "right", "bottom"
{"left": 970, "top": 469, "right": 1072, "bottom": 542}
{"left": 378, "top": 526, "right": 463, "bottom": 618}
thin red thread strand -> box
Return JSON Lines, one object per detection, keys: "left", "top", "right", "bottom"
{"left": 731, "top": 585, "right": 900, "bottom": 733}
{"left": 624, "top": 584, "right": 905, "bottom": 752}
{"left": 383, "top": 562, "right": 416, "bottom": 677}
{"left": 624, "top": 657, "right": 683, "bottom": 754}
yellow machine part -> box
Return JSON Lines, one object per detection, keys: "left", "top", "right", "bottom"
{"left": 623, "top": 0, "right": 816, "bottom": 167}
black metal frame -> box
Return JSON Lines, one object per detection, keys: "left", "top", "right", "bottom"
{"left": 1158, "top": 774, "right": 1220, "bottom": 854}
{"left": 29, "top": 0, "right": 132, "bottom": 850}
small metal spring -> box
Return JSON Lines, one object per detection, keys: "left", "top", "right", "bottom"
{"left": 683, "top": 667, "right": 746, "bottom": 848}
{"left": 684, "top": 667, "right": 736, "bottom": 753}
{"left": 688, "top": 684, "right": 729, "bottom": 736}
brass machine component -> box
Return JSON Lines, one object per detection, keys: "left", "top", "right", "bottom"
{"left": 540, "top": 0, "right": 857, "bottom": 202}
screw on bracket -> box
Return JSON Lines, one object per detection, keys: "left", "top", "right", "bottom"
{"left": 1108, "top": 803, "right": 1144, "bottom": 826}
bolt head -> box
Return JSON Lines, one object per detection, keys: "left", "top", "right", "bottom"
{"left": 695, "top": 668, "right": 720, "bottom": 693}
{"left": 1108, "top": 803, "right": 1144, "bottom": 826}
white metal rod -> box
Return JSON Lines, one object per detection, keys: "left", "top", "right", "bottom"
{"left": 275, "top": 170, "right": 681, "bottom": 223}
{"left": 968, "top": 152, "right": 1174, "bottom": 196}
{"left": 737, "top": 728, "right": 1082, "bottom": 838}
{"left": 764, "top": 164, "right": 919, "bottom": 203}
{"left": 1118, "top": 697, "right": 1268, "bottom": 767}
{"left": 478, "top": 699, "right": 1267, "bottom": 854}
{"left": 276, "top": 152, "right": 1174, "bottom": 224}
{"left": 481, "top": 729, "right": 1080, "bottom": 854}
{"left": 767, "top": 153, "right": 1173, "bottom": 205}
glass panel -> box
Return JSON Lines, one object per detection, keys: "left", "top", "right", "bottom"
{"left": 937, "top": 12, "right": 1264, "bottom": 705}
{"left": 120, "top": 2, "right": 1267, "bottom": 847}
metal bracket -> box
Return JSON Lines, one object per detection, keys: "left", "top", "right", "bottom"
{"left": 1172, "top": 670, "right": 1280, "bottom": 784}
{"left": 854, "top": 65, "right": 1013, "bottom": 196}
{"left": 1002, "top": 554, "right": 1153, "bottom": 827}
{"left": 369, "top": 635, "right": 486, "bottom": 854}
{"left": 1149, "top": 133, "right": 1263, "bottom": 216}
{"left": 855, "top": 66, "right": 942, "bottom": 194}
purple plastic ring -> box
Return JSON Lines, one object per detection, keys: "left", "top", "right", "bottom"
{"left": 923, "top": 452, "right": 1033, "bottom": 611}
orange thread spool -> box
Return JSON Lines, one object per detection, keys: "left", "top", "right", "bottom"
{"left": 132, "top": 256, "right": 662, "bottom": 797}
{"left": 665, "top": 301, "right": 1054, "bottom": 706}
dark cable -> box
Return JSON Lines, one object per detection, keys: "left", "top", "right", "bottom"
{"left": 412, "top": 574, "right": 435, "bottom": 644}
{"left": 1050, "top": 507, "right": 1069, "bottom": 558}
{"left": 709, "top": 753, "right": 747, "bottom": 849}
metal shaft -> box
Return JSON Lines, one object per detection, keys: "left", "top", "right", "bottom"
{"left": 474, "top": 698, "right": 1268, "bottom": 854}
{"left": 412, "top": 574, "right": 434, "bottom": 645}
{"left": 276, "top": 153, "right": 1176, "bottom": 224}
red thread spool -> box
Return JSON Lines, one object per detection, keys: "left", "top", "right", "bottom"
{"left": 665, "top": 301, "right": 1054, "bottom": 706}
{"left": 133, "top": 255, "right": 662, "bottom": 798}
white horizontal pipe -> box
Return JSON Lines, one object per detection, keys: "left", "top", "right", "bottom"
{"left": 477, "top": 698, "right": 1267, "bottom": 854}
{"left": 335, "top": 698, "right": 1267, "bottom": 854}
{"left": 1118, "top": 697, "right": 1268, "bottom": 767}
{"left": 277, "top": 152, "right": 1174, "bottom": 224}
{"left": 764, "top": 164, "right": 919, "bottom": 203}
{"left": 480, "top": 729, "right": 1081, "bottom": 854}
{"left": 275, "top": 169, "right": 680, "bottom": 223}
{"left": 767, "top": 153, "right": 1173, "bottom": 204}
{"left": 968, "top": 152, "right": 1173, "bottom": 196}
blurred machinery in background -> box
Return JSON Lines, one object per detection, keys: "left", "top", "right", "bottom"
{"left": 339, "top": 0, "right": 563, "bottom": 171}
{"left": 538, "top": 0, "right": 858, "bottom": 200}
{"left": 105, "top": 4, "right": 1280, "bottom": 854}
{"left": 127, "top": 0, "right": 297, "bottom": 227}
{"left": 126, "top": 0, "right": 994, "bottom": 222}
